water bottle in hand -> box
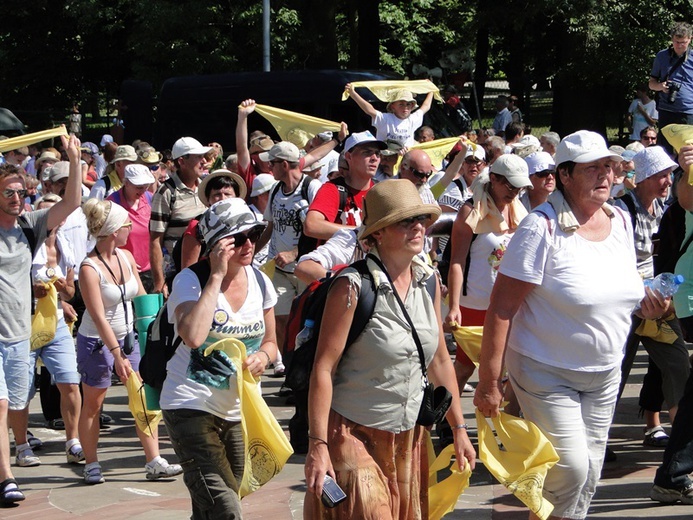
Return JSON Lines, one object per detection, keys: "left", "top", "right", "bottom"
{"left": 294, "top": 319, "right": 315, "bottom": 351}
{"left": 644, "top": 273, "right": 684, "bottom": 298}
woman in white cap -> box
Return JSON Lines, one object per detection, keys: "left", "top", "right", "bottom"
{"left": 304, "top": 179, "right": 475, "bottom": 518}
{"left": 475, "top": 131, "right": 669, "bottom": 520}
{"left": 445, "top": 154, "right": 532, "bottom": 400}
{"left": 107, "top": 164, "right": 156, "bottom": 292}
{"left": 161, "top": 198, "right": 277, "bottom": 519}
{"left": 77, "top": 199, "right": 182, "bottom": 485}
{"left": 520, "top": 150, "right": 556, "bottom": 210}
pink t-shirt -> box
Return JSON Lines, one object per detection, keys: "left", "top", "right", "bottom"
{"left": 108, "top": 190, "right": 153, "bottom": 272}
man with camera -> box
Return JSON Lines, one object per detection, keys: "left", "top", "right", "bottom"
{"left": 650, "top": 22, "right": 693, "bottom": 154}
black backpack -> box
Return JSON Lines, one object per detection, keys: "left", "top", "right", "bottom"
{"left": 284, "top": 256, "right": 437, "bottom": 392}
{"left": 139, "top": 259, "right": 266, "bottom": 390}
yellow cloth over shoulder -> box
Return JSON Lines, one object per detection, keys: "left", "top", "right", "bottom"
{"left": 126, "top": 370, "right": 163, "bottom": 436}
{"left": 342, "top": 79, "right": 443, "bottom": 103}
{"left": 0, "top": 125, "right": 68, "bottom": 153}
{"left": 476, "top": 409, "right": 558, "bottom": 520}
{"left": 661, "top": 124, "right": 693, "bottom": 184}
{"left": 31, "top": 280, "right": 58, "bottom": 350}
{"left": 466, "top": 174, "right": 527, "bottom": 234}
{"left": 252, "top": 105, "right": 342, "bottom": 149}
{"left": 204, "top": 338, "right": 293, "bottom": 498}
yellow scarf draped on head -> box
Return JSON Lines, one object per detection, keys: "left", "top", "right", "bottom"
{"left": 465, "top": 173, "right": 528, "bottom": 234}
{"left": 342, "top": 79, "right": 443, "bottom": 103}
{"left": 251, "top": 104, "right": 342, "bottom": 149}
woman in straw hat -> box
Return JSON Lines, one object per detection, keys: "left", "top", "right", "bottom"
{"left": 304, "top": 179, "right": 476, "bottom": 518}
{"left": 77, "top": 199, "right": 183, "bottom": 485}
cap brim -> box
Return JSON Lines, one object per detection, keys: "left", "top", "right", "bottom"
{"left": 507, "top": 175, "right": 534, "bottom": 189}
{"left": 573, "top": 151, "right": 623, "bottom": 164}
{"left": 203, "top": 222, "right": 267, "bottom": 256}
{"left": 257, "top": 152, "right": 271, "bottom": 162}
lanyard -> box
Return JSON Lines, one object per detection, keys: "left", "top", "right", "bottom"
{"left": 94, "top": 248, "right": 130, "bottom": 329}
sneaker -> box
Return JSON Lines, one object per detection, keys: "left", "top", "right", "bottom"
{"left": 84, "top": 463, "right": 105, "bottom": 485}
{"left": 145, "top": 458, "right": 183, "bottom": 480}
{"left": 26, "top": 431, "right": 43, "bottom": 450}
{"left": 462, "top": 383, "right": 475, "bottom": 393}
{"left": 271, "top": 363, "right": 286, "bottom": 378}
{"left": 650, "top": 484, "right": 693, "bottom": 504}
{"left": 277, "top": 384, "right": 292, "bottom": 397}
{"left": 16, "top": 445, "right": 41, "bottom": 467}
{"left": 644, "top": 425, "right": 669, "bottom": 447}
{"left": 67, "top": 444, "right": 85, "bottom": 464}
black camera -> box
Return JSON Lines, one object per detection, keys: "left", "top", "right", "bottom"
{"left": 667, "top": 81, "right": 682, "bottom": 104}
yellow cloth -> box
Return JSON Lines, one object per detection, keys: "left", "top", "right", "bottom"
{"left": 449, "top": 323, "right": 483, "bottom": 366}
{"left": 106, "top": 170, "right": 123, "bottom": 192}
{"left": 466, "top": 175, "right": 528, "bottom": 234}
{"left": 0, "top": 125, "right": 68, "bottom": 153}
{"left": 252, "top": 104, "right": 342, "bottom": 149}
{"left": 259, "top": 259, "right": 275, "bottom": 280}
{"left": 429, "top": 443, "right": 472, "bottom": 520}
{"left": 476, "top": 409, "right": 559, "bottom": 520}
{"left": 126, "top": 370, "right": 163, "bottom": 436}
{"left": 545, "top": 190, "right": 616, "bottom": 233}
{"left": 635, "top": 315, "right": 679, "bottom": 344}
{"left": 393, "top": 137, "right": 460, "bottom": 180}
{"left": 204, "top": 339, "right": 293, "bottom": 498}
{"left": 31, "top": 281, "right": 58, "bottom": 350}
{"left": 661, "top": 124, "right": 693, "bottom": 184}
{"left": 342, "top": 80, "right": 443, "bottom": 103}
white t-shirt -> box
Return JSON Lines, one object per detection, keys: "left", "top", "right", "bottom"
{"left": 460, "top": 231, "right": 514, "bottom": 310}
{"left": 628, "top": 99, "right": 658, "bottom": 141}
{"left": 500, "top": 205, "right": 644, "bottom": 371}
{"left": 297, "top": 228, "right": 359, "bottom": 271}
{"left": 263, "top": 175, "right": 321, "bottom": 273}
{"left": 372, "top": 111, "right": 425, "bottom": 147}
{"left": 161, "top": 265, "right": 277, "bottom": 421}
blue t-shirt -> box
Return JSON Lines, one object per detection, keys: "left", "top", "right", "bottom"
{"left": 651, "top": 48, "right": 693, "bottom": 114}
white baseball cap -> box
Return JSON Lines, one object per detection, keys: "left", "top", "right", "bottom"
{"left": 344, "top": 131, "right": 387, "bottom": 152}
{"left": 490, "top": 154, "right": 533, "bottom": 189}
{"left": 124, "top": 164, "right": 156, "bottom": 186}
{"left": 251, "top": 174, "right": 277, "bottom": 197}
{"left": 172, "top": 137, "right": 212, "bottom": 160}
{"left": 554, "top": 130, "right": 622, "bottom": 166}
{"left": 524, "top": 151, "right": 555, "bottom": 175}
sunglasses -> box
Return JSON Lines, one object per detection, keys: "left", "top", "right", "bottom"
{"left": 409, "top": 168, "right": 434, "bottom": 180}
{"left": 495, "top": 175, "right": 522, "bottom": 192}
{"left": 464, "top": 158, "right": 483, "bottom": 164}
{"left": 148, "top": 164, "right": 160, "bottom": 171}
{"left": 230, "top": 226, "right": 265, "bottom": 246}
{"left": 534, "top": 170, "right": 555, "bottom": 179}
{"left": 2, "top": 188, "right": 27, "bottom": 199}
{"left": 398, "top": 214, "right": 429, "bottom": 228}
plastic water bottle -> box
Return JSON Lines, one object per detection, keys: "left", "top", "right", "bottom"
{"left": 644, "top": 273, "right": 685, "bottom": 298}
{"left": 294, "top": 319, "right": 315, "bottom": 351}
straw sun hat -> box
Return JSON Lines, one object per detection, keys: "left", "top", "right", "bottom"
{"left": 358, "top": 179, "right": 441, "bottom": 239}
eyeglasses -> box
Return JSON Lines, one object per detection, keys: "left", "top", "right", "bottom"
{"left": 464, "top": 158, "right": 483, "bottom": 164}
{"left": 2, "top": 188, "right": 27, "bottom": 199}
{"left": 408, "top": 167, "right": 434, "bottom": 180}
{"left": 495, "top": 174, "right": 522, "bottom": 192}
{"left": 534, "top": 170, "right": 555, "bottom": 178}
{"left": 398, "top": 214, "right": 429, "bottom": 228}
{"left": 230, "top": 226, "right": 265, "bottom": 246}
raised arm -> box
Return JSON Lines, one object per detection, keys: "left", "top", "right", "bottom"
{"left": 47, "top": 134, "right": 82, "bottom": 230}
{"left": 345, "top": 83, "right": 378, "bottom": 120}
{"left": 303, "top": 123, "right": 348, "bottom": 167}
{"left": 236, "top": 99, "right": 257, "bottom": 172}
{"left": 419, "top": 91, "right": 434, "bottom": 115}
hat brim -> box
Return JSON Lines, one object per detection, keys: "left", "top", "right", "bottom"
{"left": 506, "top": 175, "right": 534, "bottom": 189}
{"left": 571, "top": 151, "right": 623, "bottom": 164}
{"left": 126, "top": 172, "right": 156, "bottom": 186}
{"left": 198, "top": 169, "right": 248, "bottom": 207}
{"left": 203, "top": 222, "right": 267, "bottom": 256}
{"left": 358, "top": 203, "right": 441, "bottom": 240}
{"left": 347, "top": 140, "right": 388, "bottom": 153}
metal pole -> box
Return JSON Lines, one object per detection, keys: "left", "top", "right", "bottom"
{"left": 263, "top": 0, "right": 270, "bottom": 71}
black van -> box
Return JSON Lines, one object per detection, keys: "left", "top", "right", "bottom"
{"left": 121, "top": 70, "right": 463, "bottom": 151}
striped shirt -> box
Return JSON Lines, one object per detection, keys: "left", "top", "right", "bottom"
{"left": 150, "top": 173, "right": 204, "bottom": 254}
{"left": 614, "top": 191, "right": 664, "bottom": 279}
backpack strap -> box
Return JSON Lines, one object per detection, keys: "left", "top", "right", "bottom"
{"left": 616, "top": 193, "right": 637, "bottom": 230}
{"left": 164, "top": 177, "right": 177, "bottom": 209}
{"left": 300, "top": 174, "right": 311, "bottom": 203}
{"left": 269, "top": 180, "right": 283, "bottom": 208}
{"left": 169, "top": 259, "right": 213, "bottom": 350}
{"left": 344, "top": 259, "right": 378, "bottom": 349}
{"left": 18, "top": 214, "right": 37, "bottom": 256}
{"left": 251, "top": 266, "right": 267, "bottom": 300}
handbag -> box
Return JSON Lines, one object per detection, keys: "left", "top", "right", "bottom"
{"left": 368, "top": 254, "right": 452, "bottom": 427}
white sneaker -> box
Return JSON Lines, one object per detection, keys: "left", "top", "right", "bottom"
{"left": 145, "top": 458, "right": 183, "bottom": 480}
{"left": 67, "top": 443, "right": 85, "bottom": 464}
{"left": 16, "top": 445, "right": 41, "bottom": 467}
{"left": 84, "top": 463, "right": 105, "bottom": 485}
{"left": 462, "top": 383, "right": 475, "bottom": 393}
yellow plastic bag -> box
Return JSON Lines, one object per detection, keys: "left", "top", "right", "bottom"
{"left": 342, "top": 79, "right": 443, "bottom": 103}
{"left": 450, "top": 324, "right": 483, "bottom": 366}
{"left": 635, "top": 315, "right": 679, "bottom": 344}
{"left": 205, "top": 339, "right": 293, "bottom": 498}
{"left": 661, "top": 124, "right": 693, "bottom": 184}
{"left": 476, "top": 409, "right": 558, "bottom": 520}
{"left": 126, "top": 370, "right": 163, "bottom": 437}
{"left": 31, "top": 282, "right": 58, "bottom": 350}
{"left": 252, "top": 105, "right": 342, "bottom": 149}
{"left": 429, "top": 443, "right": 472, "bottom": 520}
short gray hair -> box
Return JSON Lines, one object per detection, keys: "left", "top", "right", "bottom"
{"left": 540, "top": 131, "right": 560, "bottom": 148}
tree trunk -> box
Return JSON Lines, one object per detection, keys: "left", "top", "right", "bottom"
{"left": 356, "top": 0, "right": 380, "bottom": 69}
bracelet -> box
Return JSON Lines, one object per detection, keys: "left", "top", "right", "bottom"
{"left": 452, "top": 424, "right": 469, "bottom": 431}
{"left": 308, "top": 435, "right": 329, "bottom": 447}
{"left": 257, "top": 350, "right": 272, "bottom": 367}
{"left": 108, "top": 346, "right": 121, "bottom": 353}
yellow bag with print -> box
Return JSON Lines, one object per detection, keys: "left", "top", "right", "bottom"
{"left": 30, "top": 282, "right": 58, "bottom": 350}
{"left": 428, "top": 443, "right": 472, "bottom": 520}
{"left": 450, "top": 324, "right": 483, "bottom": 366}
{"left": 126, "top": 370, "right": 162, "bottom": 436}
{"left": 205, "top": 338, "right": 293, "bottom": 498}
{"left": 476, "top": 409, "right": 558, "bottom": 520}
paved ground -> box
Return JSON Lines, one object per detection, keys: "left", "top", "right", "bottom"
{"left": 3, "top": 348, "right": 693, "bottom": 519}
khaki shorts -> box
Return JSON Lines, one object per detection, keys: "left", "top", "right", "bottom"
{"left": 273, "top": 269, "right": 305, "bottom": 316}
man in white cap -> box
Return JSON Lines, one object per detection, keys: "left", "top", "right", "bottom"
{"left": 89, "top": 145, "right": 137, "bottom": 200}
{"left": 520, "top": 151, "right": 556, "bottom": 210}
{"left": 149, "top": 137, "right": 210, "bottom": 296}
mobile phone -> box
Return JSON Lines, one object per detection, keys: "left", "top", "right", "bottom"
{"left": 321, "top": 475, "right": 347, "bottom": 508}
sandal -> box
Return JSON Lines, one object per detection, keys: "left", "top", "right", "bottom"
{"left": 0, "top": 478, "right": 25, "bottom": 505}
{"left": 644, "top": 425, "right": 670, "bottom": 447}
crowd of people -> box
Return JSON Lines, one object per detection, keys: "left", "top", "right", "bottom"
{"left": 1, "top": 23, "right": 693, "bottom": 518}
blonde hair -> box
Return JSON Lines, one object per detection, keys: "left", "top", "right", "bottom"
{"left": 82, "top": 198, "right": 111, "bottom": 238}
{"left": 36, "top": 193, "right": 62, "bottom": 209}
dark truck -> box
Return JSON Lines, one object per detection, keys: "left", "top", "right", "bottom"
{"left": 120, "top": 69, "right": 463, "bottom": 152}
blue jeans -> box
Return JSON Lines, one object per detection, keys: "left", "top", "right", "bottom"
{"left": 654, "top": 315, "right": 693, "bottom": 490}
{"left": 0, "top": 338, "right": 31, "bottom": 409}
{"left": 163, "top": 408, "right": 244, "bottom": 520}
